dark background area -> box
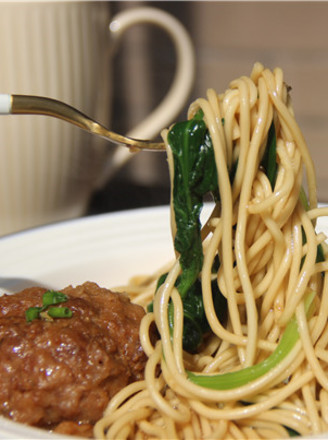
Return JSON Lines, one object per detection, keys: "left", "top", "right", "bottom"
{"left": 87, "top": 1, "right": 193, "bottom": 215}
{"left": 87, "top": 1, "right": 328, "bottom": 216}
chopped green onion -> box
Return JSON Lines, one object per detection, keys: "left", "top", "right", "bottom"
{"left": 42, "top": 290, "right": 68, "bottom": 307}
{"left": 47, "top": 307, "right": 73, "bottom": 319}
{"left": 25, "top": 290, "right": 73, "bottom": 322}
{"left": 25, "top": 307, "right": 41, "bottom": 322}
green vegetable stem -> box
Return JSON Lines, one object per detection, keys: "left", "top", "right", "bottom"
{"left": 187, "top": 292, "right": 314, "bottom": 389}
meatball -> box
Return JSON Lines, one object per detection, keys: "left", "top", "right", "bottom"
{"left": 0, "top": 282, "right": 150, "bottom": 436}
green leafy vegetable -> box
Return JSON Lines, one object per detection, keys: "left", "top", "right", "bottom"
{"left": 149, "top": 110, "right": 224, "bottom": 353}
{"left": 150, "top": 273, "right": 227, "bottom": 353}
{"left": 168, "top": 110, "right": 218, "bottom": 297}
{"left": 286, "top": 427, "right": 300, "bottom": 437}
{"left": 261, "top": 121, "right": 277, "bottom": 190}
{"left": 187, "top": 292, "right": 314, "bottom": 389}
{"left": 25, "top": 290, "right": 73, "bottom": 322}
{"left": 181, "top": 277, "right": 227, "bottom": 352}
{"left": 299, "top": 186, "right": 310, "bottom": 211}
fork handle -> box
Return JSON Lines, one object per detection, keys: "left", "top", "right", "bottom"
{"left": 0, "top": 94, "right": 12, "bottom": 114}
{"left": 0, "top": 94, "right": 165, "bottom": 151}
{"left": 1, "top": 93, "right": 102, "bottom": 136}
{"left": 1, "top": 94, "right": 90, "bottom": 128}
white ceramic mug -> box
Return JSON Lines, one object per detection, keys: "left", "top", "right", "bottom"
{"left": 0, "top": 2, "right": 195, "bottom": 236}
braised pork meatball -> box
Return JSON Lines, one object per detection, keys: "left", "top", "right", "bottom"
{"left": 0, "top": 282, "right": 151, "bottom": 437}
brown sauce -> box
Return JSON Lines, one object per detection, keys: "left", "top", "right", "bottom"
{"left": 0, "top": 282, "right": 152, "bottom": 437}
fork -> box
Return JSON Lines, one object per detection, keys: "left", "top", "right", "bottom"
{"left": 0, "top": 94, "right": 166, "bottom": 152}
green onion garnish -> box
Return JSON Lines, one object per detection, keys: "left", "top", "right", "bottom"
{"left": 42, "top": 290, "right": 68, "bottom": 307}
{"left": 25, "top": 290, "right": 73, "bottom": 322}
{"left": 47, "top": 307, "right": 73, "bottom": 319}
{"left": 25, "top": 307, "right": 42, "bottom": 322}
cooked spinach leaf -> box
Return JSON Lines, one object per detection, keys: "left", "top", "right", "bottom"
{"left": 168, "top": 110, "right": 218, "bottom": 297}
{"left": 152, "top": 273, "right": 227, "bottom": 352}
{"left": 261, "top": 121, "right": 277, "bottom": 190}
{"left": 147, "top": 110, "right": 225, "bottom": 352}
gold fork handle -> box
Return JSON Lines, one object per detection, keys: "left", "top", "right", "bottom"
{"left": 0, "top": 94, "right": 165, "bottom": 151}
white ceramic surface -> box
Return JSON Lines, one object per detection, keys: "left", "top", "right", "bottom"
{"left": 0, "top": 2, "right": 194, "bottom": 236}
{"left": 1, "top": 205, "right": 328, "bottom": 439}
{"left": 0, "top": 205, "right": 174, "bottom": 296}
{"left": 0, "top": 205, "right": 173, "bottom": 439}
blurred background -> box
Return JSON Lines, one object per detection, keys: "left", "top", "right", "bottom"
{"left": 88, "top": 0, "right": 328, "bottom": 216}
{"left": 1, "top": 1, "right": 328, "bottom": 233}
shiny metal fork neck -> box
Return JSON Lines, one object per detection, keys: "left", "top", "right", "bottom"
{"left": 10, "top": 94, "right": 166, "bottom": 152}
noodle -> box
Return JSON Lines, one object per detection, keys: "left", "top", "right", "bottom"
{"left": 94, "top": 63, "right": 328, "bottom": 439}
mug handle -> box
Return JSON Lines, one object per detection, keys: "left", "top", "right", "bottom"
{"left": 103, "top": 6, "right": 195, "bottom": 178}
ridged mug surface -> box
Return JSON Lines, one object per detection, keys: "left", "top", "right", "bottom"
{"left": 0, "top": 2, "right": 111, "bottom": 235}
